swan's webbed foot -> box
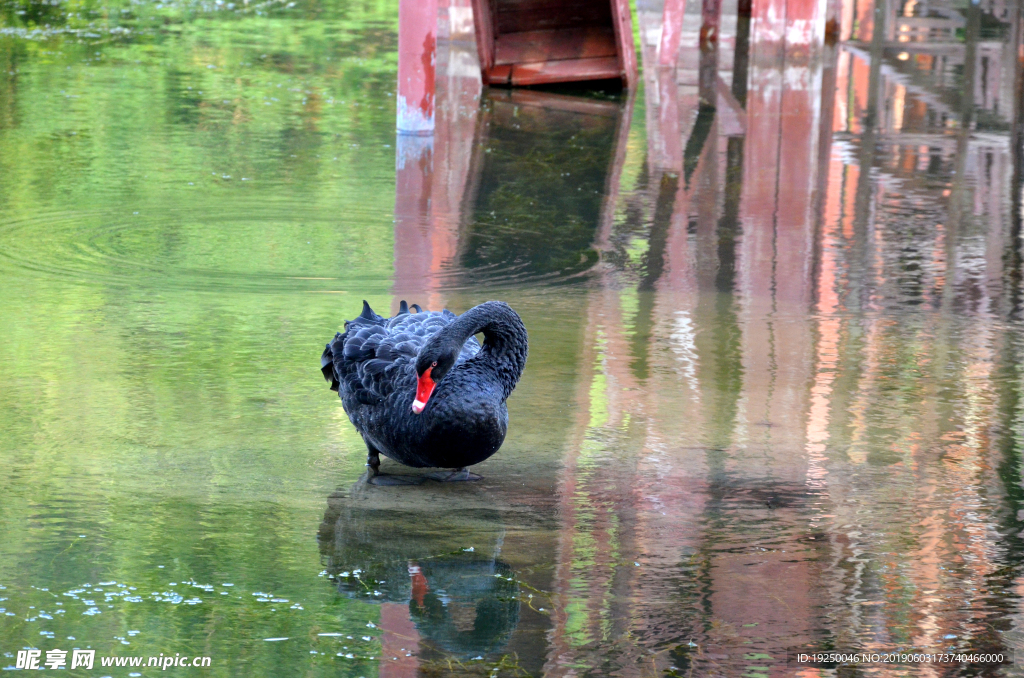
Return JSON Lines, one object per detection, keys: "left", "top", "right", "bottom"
{"left": 366, "top": 472, "right": 425, "bottom": 486}
{"left": 364, "top": 447, "right": 425, "bottom": 485}
{"left": 425, "top": 468, "right": 482, "bottom": 482}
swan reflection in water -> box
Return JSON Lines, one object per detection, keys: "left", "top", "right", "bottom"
{"left": 317, "top": 483, "right": 520, "bottom": 662}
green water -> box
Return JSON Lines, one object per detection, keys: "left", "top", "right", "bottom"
{"left": 1, "top": 0, "right": 405, "bottom": 674}
{"left": 3, "top": 0, "right": 1024, "bottom": 674}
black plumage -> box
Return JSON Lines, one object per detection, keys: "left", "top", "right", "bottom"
{"left": 321, "top": 300, "right": 528, "bottom": 474}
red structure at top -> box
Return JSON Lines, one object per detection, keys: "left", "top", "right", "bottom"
{"left": 469, "top": 0, "right": 638, "bottom": 87}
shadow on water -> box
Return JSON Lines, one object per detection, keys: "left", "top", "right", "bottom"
{"left": 317, "top": 483, "right": 525, "bottom": 670}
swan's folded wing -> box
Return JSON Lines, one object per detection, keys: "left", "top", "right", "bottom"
{"left": 350, "top": 326, "right": 426, "bottom": 403}
{"left": 321, "top": 333, "right": 343, "bottom": 391}
{"left": 326, "top": 307, "right": 480, "bottom": 407}
{"left": 334, "top": 324, "right": 392, "bottom": 405}
{"left": 387, "top": 309, "right": 481, "bottom": 362}
{"left": 333, "top": 314, "right": 431, "bottom": 405}
{"left": 320, "top": 304, "right": 385, "bottom": 401}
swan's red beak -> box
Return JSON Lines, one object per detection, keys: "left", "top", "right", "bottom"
{"left": 412, "top": 367, "right": 435, "bottom": 414}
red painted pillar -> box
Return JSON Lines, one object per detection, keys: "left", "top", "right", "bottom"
{"left": 397, "top": 0, "right": 438, "bottom": 134}
{"left": 784, "top": 0, "right": 828, "bottom": 52}
{"left": 393, "top": 25, "right": 480, "bottom": 312}
{"left": 659, "top": 0, "right": 685, "bottom": 67}
{"left": 751, "top": 0, "right": 785, "bottom": 62}
{"left": 394, "top": 0, "right": 436, "bottom": 309}
{"left": 393, "top": 134, "right": 434, "bottom": 310}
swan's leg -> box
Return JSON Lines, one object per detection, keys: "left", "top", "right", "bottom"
{"left": 426, "top": 467, "right": 482, "bottom": 482}
{"left": 366, "top": 448, "right": 381, "bottom": 477}
{"left": 364, "top": 442, "right": 424, "bottom": 486}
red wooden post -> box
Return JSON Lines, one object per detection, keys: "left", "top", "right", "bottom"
{"left": 659, "top": 0, "right": 684, "bottom": 67}
{"left": 394, "top": 0, "right": 437, "bottom": 313}
{"left": 655, "top": 65, "right": 683, "bottom": 171}
{"left": 751, "top": 0, "right": 785, "bottom": 60}
{"left": 782, "top": 0, "right": 829, "bottom": 52}
{"left": 392, "top": 135, "right": 435, "bottom": 309}
{"left": 397, "top": 0, "right": 438, "bottom": 134}
{"left": 393, "top": 30, "right": 479, "bottom": 312}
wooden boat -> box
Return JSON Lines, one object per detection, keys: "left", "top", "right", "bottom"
{"left": 470, "top": 0, "right": 638, "bottom": 88}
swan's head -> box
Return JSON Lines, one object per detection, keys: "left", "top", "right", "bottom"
{"left": 412, "top": 346, "right": 457, "bottom": 414}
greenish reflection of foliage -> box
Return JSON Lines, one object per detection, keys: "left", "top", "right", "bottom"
{"left": 0, "top": 0, "right": 401, "bottom": 288}
{"left": 0, "top": 0, "right": 407, "bottom": 674}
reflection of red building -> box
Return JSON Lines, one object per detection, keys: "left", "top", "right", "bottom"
{"left": 392, "top": 0, "right": 478, "bottom": 314}
{"left": 540, "top": 0, "right": 1024, "bottom": 673}
{"left": 389, "top": 0, "right": 1024, "bottom": 672}
{"left": 380, "top": 601, "right": 420, "bottom": 678}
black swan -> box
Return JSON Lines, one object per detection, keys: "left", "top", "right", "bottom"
{"left": 321, "top": 300, "right": 528, "bottom": 483}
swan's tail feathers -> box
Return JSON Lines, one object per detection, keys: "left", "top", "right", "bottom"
{"left": 396, "top": 300, "right": 424, "bottom": 315}
{"left": 321, "top": 334, "right": 342, "bottom": 391}
{"left": 359, "top": 300, "right": 376, "bottom": 321}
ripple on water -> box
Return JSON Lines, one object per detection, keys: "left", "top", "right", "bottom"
{"left": 0, "top": 203, "right": 394, "bottom": 293}
{"left": 0, "top": 204, "right": 602, "bottom": 294}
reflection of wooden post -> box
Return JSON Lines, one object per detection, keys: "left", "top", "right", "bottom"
{"left": 640, "top": 9, "right": 698, "bottom": 290}
{"left": 397, "top": 0, "right": 438, "bottom": 134}
{"left": 732, "top": 0, "right": 752, "bottom": 106}
{"left": 393, "top": 136, "right": 435, "bottom": 313}
{"left": 699, "top": 0, "right": 721, "bottom": 107}
{"left": 723, "top": 22, "right": 825, "bottom": 649}
{"left": 595, "top": 90, "right": 636, "bottom": 250}
{"left": 646, "top": 4, "right": 683, "bottom": 172}
{"left": 1011, "top": 0, "right": 1024, "bottom": 314}
{"left": 427, "top": 23, "right": 481, "bottom": 309}
{"left": 379, "top": 602, "right": 421, "bottom": 678}
{"left": 393, "top": 21, "right": 480, "bottom": 312}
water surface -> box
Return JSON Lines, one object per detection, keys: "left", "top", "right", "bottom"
{"left": 2, "top": 0, "right": 1024, "bottom": 675}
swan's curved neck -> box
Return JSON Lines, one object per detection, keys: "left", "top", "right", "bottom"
{"left": 440, "top": 302, "right": 528, "bottom": 398}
